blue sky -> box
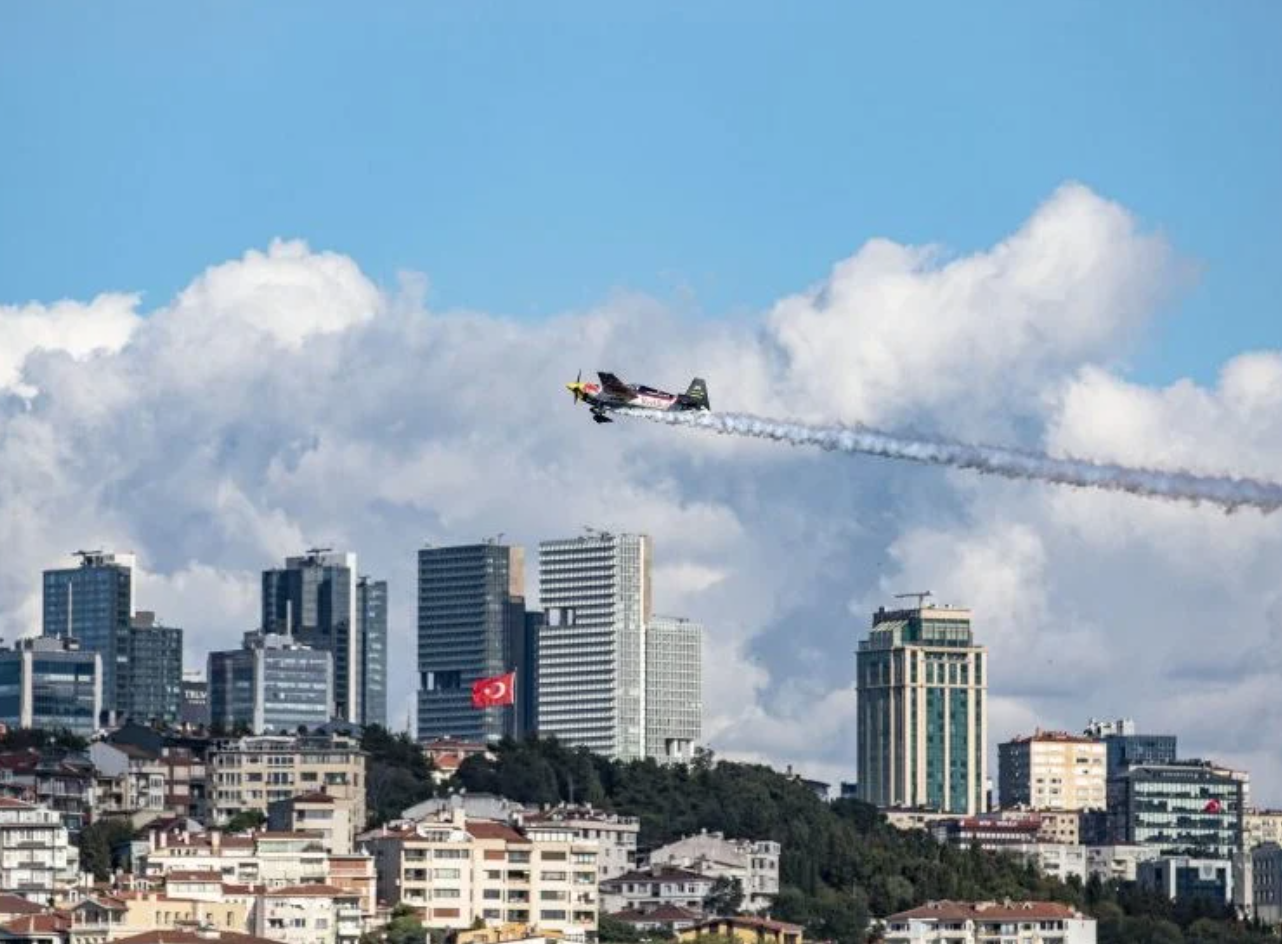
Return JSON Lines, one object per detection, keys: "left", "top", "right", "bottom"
{"left": 2, "top": 1, "right": 1279, "bottom": 385}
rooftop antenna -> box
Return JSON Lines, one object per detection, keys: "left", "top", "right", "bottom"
{"left": 894, "top": 591, "right": 933, "bottom": 608}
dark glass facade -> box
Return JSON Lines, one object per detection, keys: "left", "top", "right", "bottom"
{"left": 1108, "top": 762, "right": 1245, "bottom": 857}
{"left": 42, "top": 553, "right": 132, "bottom": 718}
{"left": 124, "top": 612, "right": 183, "bottom": 723}
{"left": 1105, "top": 733, "right": 1178, "bottom": 778}
{"left": 262, "top": 551, "right": 380, "bottom": 726}
{"left": 357, "top": 577, "right": 388, "bottom": 728}
{"left": 208, "top": 633, "right": 333, "bottom": 733}
{"left": 0, "top": 640, "right": 101, "bottom": 736}
{"left": 417, "top": 543, "right": 528, "bottom": 742}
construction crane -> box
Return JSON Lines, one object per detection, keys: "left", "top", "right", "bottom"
{"left": 894, "top": 591, "right": 933, "bottom": 608}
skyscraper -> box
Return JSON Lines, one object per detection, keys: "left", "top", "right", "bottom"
{"left": 537, "top": 532, "right": 651, "bottom": 760}
{"left": 208, "top": 630, "right": 334, "bottom": 733}
{"left": 261, "top": 549, "right": 364, "bottom": 724}
{"left": 645, "top": 616, "right": 702, "bottom": 762}
{"left": 856, "top": 602, "right": 987, "bottom": 815}
{"left": 124, "top": 611, "right": 183, "bottom": 724}
{"left": 416, "top": 542, "right": 530, "bottom": 742}
{"left": 1084, "top": 718, "right": 1178, "bottom": 780}
{"left": 357, "top": 576, "right": 388, "bottom": 728}
{"left": 42, "top": 550, "right": 135, "bottom": 720}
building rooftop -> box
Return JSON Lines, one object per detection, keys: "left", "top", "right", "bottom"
{"left": 1005, "top": 730, "right": 1099, "bottom": 745}
{"left": 1, "top": 912, "right": 73, "bottom": 935}
{"left": 265, "top": 883, "right": 361, "bottom": 898}
{"left": 609, "top": 905, "right": 704, "bottom": 924}
{"left": 0, "top": 895, "right": 43, "bottom": 916}
{"left": 888, "top": 900, "right": 1086, "bottom": 922}
{"left": 114, "top": 930, "right": 290, "bottom": 944}
{"left": 692, "top": 915, "right": 805, "bottom": 935}
{"left": 465, "top": 821, "right": 531, "bottom": 844}
{"left": 604, "top": 866, "right": 710, "bottom": 886}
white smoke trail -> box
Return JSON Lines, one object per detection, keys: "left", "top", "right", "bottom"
{"left": 615, "top": 408, "right": 1282, "bottom": 513}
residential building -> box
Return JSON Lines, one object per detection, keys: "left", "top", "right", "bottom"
{"left": 358, "top": 808, "right": 599, "bottom": 933}
{"left": 180, "top": 672, "right": 209, "bottom": 728}
{"left": 267, "top": 792, "right": 354, "bottom": 854}
{"left": 207, "top": 631, "right": 334, "bottom": 734}
{"left": 90, "top": 741, "right": 168, "bottom": 818}
{"left": 647, "top": 831, "right": 779, "bottom": 913}
{"left": 608, "top": 905, "right": 704, "bottom": 936}
{"left": 263, "top": 549, "right": 375, "bottom": 724}
{"left": 139, "top": 828, "right": 369, "bottom": 894}
{"left": 0, "top": 749, "right": 96, "bottom": 833}
{"left": 416, "top": 543, "right": 530, "bottom": 743}
{"left": 523, "top": 806, "right": 640, "bottom": 881}
{"left": 537, "top": 532, "right": 651, "bottom": 761}
{"left": 930, "top": 818, "right": 1041, "bottom": 850}
{"left": 1005, "top": 844, "right": 1088, "bottom": 883}
{"left": 0, "top": 637, "right": 102, "bottom": 737}
{"left": 599, "top": 865, "right": 715, "bottom": 916}
{"left": 401, "top": 793, "right": 525, "bottom": 825}
{"left": 356, "top": 576, "right": 388, "bottom": 728}
{"left": 1085, "top": 718, "right": 1177, "bottom": 780}
{"left": 0, "top": 797, "right": 76, "bottom": 903}
{"left": 42, "top": 550, "right": 135, "bottom": 720}
{"left": 99, "top": 723, "right": 209, "bottom": 821}
{"left": 1252, "top": 842, "right": 1282, "bottom": 925}
{"left": 998, "top": 731, "right": 1105, "bottom": 811}
{"left": 254, "top": 884, "right": 363, "bottom": 944}
{"left": 677, "top": 916, "right": 804, "bottom": 944}
{"left": 882, "top": 901, "right": 1096, "bottom": 944}
{"left": 1107, "top": 761, "right": 1246, "bottom": 857}
{"left": 123, "top": 612, "right": 184, "bottom": 725}
{"left": 882, "top": 809, "right": 957, "bottom": 832}
{"left": 207, "top": 732, "right": 366, "bottom": 840}
{"left": 644, "top": 617, "right": 702, "bottom": 763}
{"left": 856, "top": 602, "right": 986, "bottom": 815}
{"left": 1085, "top": 845, "right": 1161, "bottom": 883}
{"left": 1139, "top": 857, "right": 1234, "bottom": 905}
{"left": 1245, "top": 809, "right": 1282, "bottom": 851}
{"left": 421, "top": 739, "right": 492, "bottom": 784}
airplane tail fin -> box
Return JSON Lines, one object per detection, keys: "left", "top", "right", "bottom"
{"left": 684, "top": 377, "right": 710, "bottom": 410}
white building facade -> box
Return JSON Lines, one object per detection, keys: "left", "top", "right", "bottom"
{"left": 644, "top": 617, "right": 702, "bottom": 763}
{"left": 883, "top": 901, "right": 1096, "bottom": 944}
{"left": 537, "top": 533, "right": 651, "bottom": 761}
{"left": 646, "top": 831, "right": 779, "bottom": 913}
{"left": 0, "top": 797, "right": 77, "bottom": 902}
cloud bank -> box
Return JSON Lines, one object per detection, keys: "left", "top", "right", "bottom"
{"left": 3, "top": 186, "right": 1279, "bottom": 800}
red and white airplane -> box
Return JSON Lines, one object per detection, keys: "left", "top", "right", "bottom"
{"left": 566, "top": 371, "right": 710, "bottom": 424}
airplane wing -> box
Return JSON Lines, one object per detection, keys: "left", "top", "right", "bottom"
{"left": 597, "top": 372, "right": 637, "bottom": 400}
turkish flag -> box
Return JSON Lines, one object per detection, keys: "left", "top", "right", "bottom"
{"left": 472, "top": 671, "right": 516, "bottom": 708}
{"left": 1204, "top": 799, "right": 1223, "bottom": 814}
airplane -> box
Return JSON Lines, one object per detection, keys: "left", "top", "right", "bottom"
{"left": 565, "top": 371, "right": 710, "bottom": 424}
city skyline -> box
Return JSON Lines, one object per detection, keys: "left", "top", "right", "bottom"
{"left": 1, "top": 4, "right": 1280, "bottom": 803}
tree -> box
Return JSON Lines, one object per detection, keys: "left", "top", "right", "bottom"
{"left": 363, "top": 724, "right": 436, "bottom": 827}
{"left": 224, "top": 810, "right": 267, "bottom": 832}
{"left": 76, "top": 818, "right": 135, "bottom": 881}
{"left": 703, "top": 876, "right": 744, "bottom": 916}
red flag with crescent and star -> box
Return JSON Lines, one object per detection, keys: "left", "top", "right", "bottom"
{"left": 472, "top": 671, "right": 516, "bottom": 709}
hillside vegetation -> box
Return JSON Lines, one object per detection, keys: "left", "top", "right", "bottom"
{"left": 445, "top": 736, "right": 1270, "bottom": 944}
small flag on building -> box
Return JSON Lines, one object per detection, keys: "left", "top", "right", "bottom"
{"left": 1204, "top": 798, "right": 1223, "bottom": 813}
{"left": 472, "top": 671, "right": 516, "bottom": 708}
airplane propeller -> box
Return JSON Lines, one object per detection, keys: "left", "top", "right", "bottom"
{"left": 568, "top": 369, "right": 583, "bottom": 404}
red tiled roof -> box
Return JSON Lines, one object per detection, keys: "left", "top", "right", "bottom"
{"left": 465, "top": 821, "right": 530, "bottom": 844}
{"left": 113, "top": 931, "right": 286, "bottom": 944}
{"left": 0, "top": 895, "right": 42, "bottom": 916}
{"left": 290, "top": 792, "right": 335, "bottom": 803}
{"left": 1, "top": 912, "right": 72, "bottom": 933}
{"left": 0, "top": 796, "right": 34, "bottom": 810}
{"left": 254, "top": 830, "right": 325, "bottom": 840}
{"left": 889, "top": 900, "right": 1084, "bottom": 922}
